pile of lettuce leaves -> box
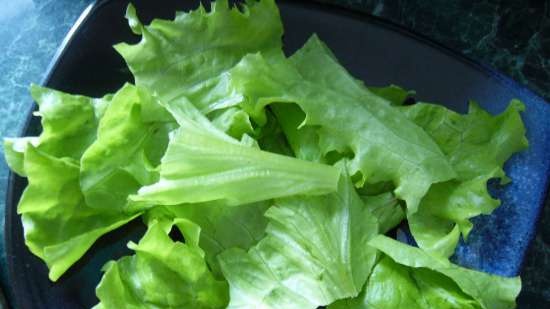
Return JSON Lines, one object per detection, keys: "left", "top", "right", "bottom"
{"left": 3, "top": 1, "right": 529, "bottom": 308}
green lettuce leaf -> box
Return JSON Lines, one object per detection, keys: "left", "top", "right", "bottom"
{"left": 79, "top": 84, "right": 173, "bottom": 211}
{"left": 218, "top": 167, "right": 379, "bottom": 308}
{"left": 402, "top": 101, "right": 528, "bottom": 181}
{"left": 129, "top": 102, "right": 340, "bottom": 208}
{"left": 368, "top": 235, "right": 521, "bottom": 309}
{"left": 368, "top": 84, "right": 415, "bottom": 106}
{"left": 229, "top": 36, "right": 455, "bottom": 211}
{"left": 210, "top": 107, "right": 255, "bottom": 140}
{"left": 29, "top": 84, "right": 111, "bottom": 159}
{"left": 403, "top": 101, "right": 528, "bottom": 256}
{"left": 271, "top": 103, "right": 323, "bottom": 162}
{"left": 18, "top": 146, "right": 139, "bottom": 281}
{"left": 256, "top": 107, "right": 295, "bottom": 156}
{"left": 144, "top": 201, "right": 270, "bottom": 278}
{"left": 94, "top": 219, "right": 228, "bottom": 309}
{"left": 329, "top": 256, "right": 482, "bottom": 309}
{"left": 3, "top": 85, "right": 111, "bottom": 176}
{"left": 361, "top": 192, "right": 405, "bottom": 234}
{"left": 3, "top": 137, "right": 39, "bottom": 176}
{"left": 115, "top": 0, "right": 283, "bottom": 114}
{"left": 2, "top": 85, "right": 139, "bottom": 281}
{"left": 407, "top": 175, "right": 498, "bottom": 257}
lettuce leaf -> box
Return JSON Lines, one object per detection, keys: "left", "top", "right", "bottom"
{"left": 368, "top": 235, "right": 521, "bottom": 309}
{"left": 402, "top": 101, "right": 527, "bottom": 182}
{"left": 218, "top": 167, "right": 379, "bottom": 309}
{"left": 407, "top": 175, "right": 499, "bottom": 257}
{"left": 145, "top": 201, "right": 270, "bottom": 278}
{"left": 228, "top": 37, "right": 456, "bottom": 212}
{"left": 80, "top": 84, "right": 173, "bottom": 211}
{"left": 2, "top": 85, "right": 140, "bottom": 281}
{"left": 361, "top": 192, "right": 405, "bottom": 234}
{"left": 29, "top": 84, "right": 111, "bottom": 159}
{"left": 403, "top": 101, "right": 528, "bottom": 256}
{"left": 368, "top": 84, "right": 415, "bottom": 106}
{"left": 256, "top": 107, "right": 295, "bottom": 156}
{"left": 329, "top": 256, "right": 482, "bottom": 309}
{"left": 94, "top": 219, "right": 228, "bottom": 309}
{"left": 115, "top": 0, "right": 283, "bottom": 114}
{"left": 271, "top": 103, "right": 323, "bottom": 162}
{"left": 3, "top": 85, "right": 111, "bottom": 176}
{"left": 3, "top": 137, "right": 39, "bottom": 176}
{"left": 129, "top": 101, "right": 340, "bottom": 208}
{"left": 210, "top": 107, "right": 255, "bottom": 140}
{"left": 18, "top": 146, "right": 139, "bottom": 281}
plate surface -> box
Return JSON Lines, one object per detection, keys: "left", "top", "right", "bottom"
{"left": 6, "top": 0, "right": 550, "bottom": 308}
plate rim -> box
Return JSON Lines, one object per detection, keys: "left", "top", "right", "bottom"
{"left": 4, "top": 0, "right": 549, "bottom": 308}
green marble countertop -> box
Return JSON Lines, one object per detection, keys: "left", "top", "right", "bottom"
{"left": 0, "top": 0, "right": 548, "bottom": 308}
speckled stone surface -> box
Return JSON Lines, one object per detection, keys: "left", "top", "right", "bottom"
{"left": 0, "top": 0, "right": 548, "bottom": 307}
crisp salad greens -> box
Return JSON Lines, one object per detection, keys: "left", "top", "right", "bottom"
{"left": 3, "top": 0, "right": 527, "bottom": 308}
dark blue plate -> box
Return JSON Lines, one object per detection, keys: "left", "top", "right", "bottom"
{"left": 5, "top": 0, "right": 550, "bottom": 308}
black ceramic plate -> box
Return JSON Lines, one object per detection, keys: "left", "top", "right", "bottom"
{"left": 6, "top": 0, "right": 550, "bottom": 308}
